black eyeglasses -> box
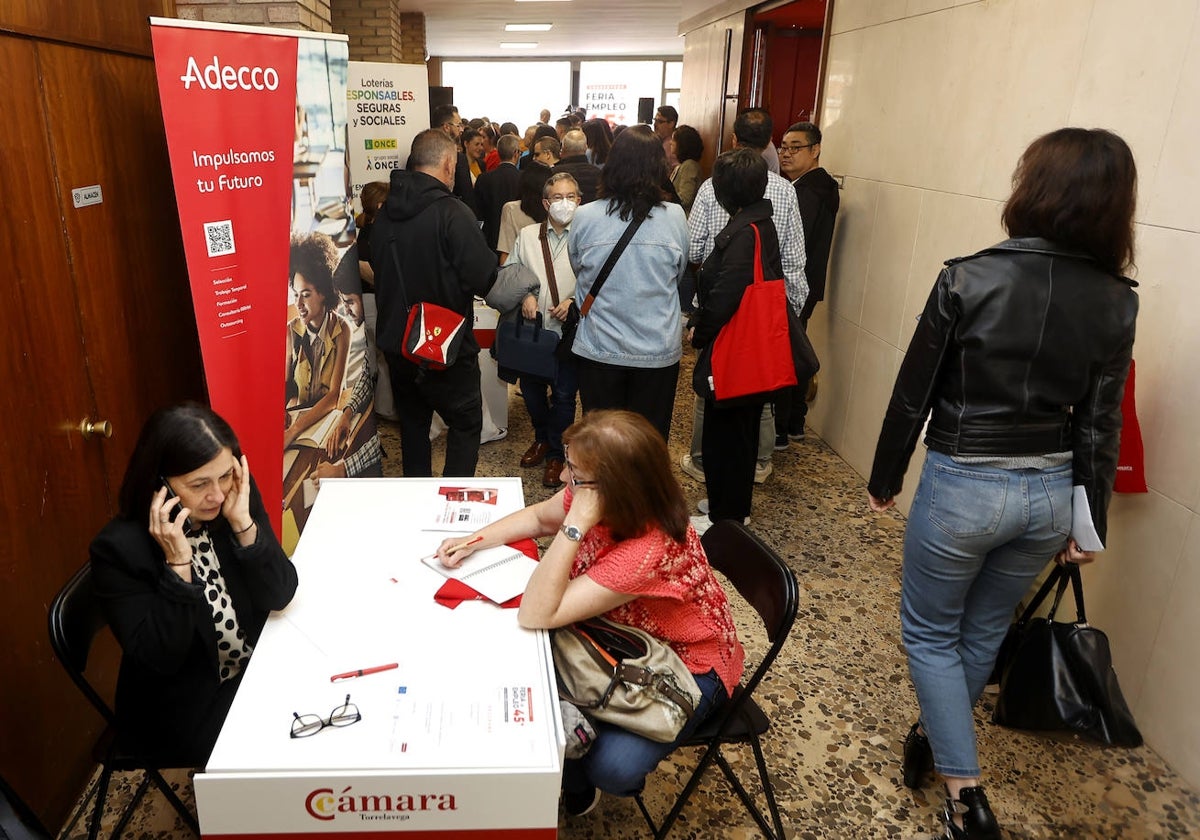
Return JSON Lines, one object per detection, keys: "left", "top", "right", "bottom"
{"left": 779, "top": 142, "right": 816, "bottom": 154}
{"left": 291, "top": 694, "right": 361, "bottom": 738}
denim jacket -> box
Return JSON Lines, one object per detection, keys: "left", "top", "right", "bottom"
{"left": 568, "top": 199, "right": 688, "bottom": 368}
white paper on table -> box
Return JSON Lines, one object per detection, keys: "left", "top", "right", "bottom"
{"left": 423, "top": 485, "right": 502, "bottom": 531}
{"left": 421, "top": 545, "right": 538, "bottom": 604}
{"left": 1071, "top": 485, "right": 1105, "bottom": 552}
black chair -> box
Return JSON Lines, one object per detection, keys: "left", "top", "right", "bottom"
{"left": 48, "top": 564, "right": 200, "bottom": 840}
{"left": 635, "top": 520, "right": 799, "bottom": 839}
{"left": 0, "top": 772, "right": 51, "bottom": 840}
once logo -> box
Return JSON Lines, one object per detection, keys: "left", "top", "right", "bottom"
{"left": 180, "top": 56, "right": 280, "bottom": 91}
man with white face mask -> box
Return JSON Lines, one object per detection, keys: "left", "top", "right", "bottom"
{"left": 505, "top": 172, "right": 582, "bottom": 486}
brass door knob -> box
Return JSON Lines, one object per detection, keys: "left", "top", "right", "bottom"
{"left": 79, "top": 418, "right": 113, "bottom": 440}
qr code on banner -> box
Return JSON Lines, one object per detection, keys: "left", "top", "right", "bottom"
{"left": 203, "top": 220, "right": 235, "bottom": 257}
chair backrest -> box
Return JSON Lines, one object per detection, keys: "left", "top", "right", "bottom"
{"left": 47, "top": 563, "right": 117, "bottom": 726}
{"left": 700, "top": 520, "right": 799, "bottom": 695}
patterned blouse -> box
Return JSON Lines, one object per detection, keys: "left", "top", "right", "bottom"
{"left": 563, "top": 487, "right": 745, "bottom": 695}
{"left": 187, "top": 528, "right": 254, "bottom": 682}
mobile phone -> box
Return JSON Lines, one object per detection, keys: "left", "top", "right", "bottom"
{"left": 159, "top": 477, "right": 196, "bottom": 533}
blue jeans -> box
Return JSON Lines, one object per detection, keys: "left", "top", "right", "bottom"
{"left": 563, "top": 670, "right": 726, "bottom": 797}
{"left": 902, "top": 450, "right": 1071, "bottom": 778}
{"left": 520, "top": 355, "right": 578, "bottom": 460}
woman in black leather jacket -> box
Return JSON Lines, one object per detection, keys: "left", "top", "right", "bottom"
{"left": 867, "top": 128, "right": 1138, "bottom": 839}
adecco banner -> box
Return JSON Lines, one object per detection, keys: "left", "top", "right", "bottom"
{"left": 151, "top": 19, "right": 382, "bottom": 552}
{"left": 346, "top": 61, "right": 428, "bottom": 211}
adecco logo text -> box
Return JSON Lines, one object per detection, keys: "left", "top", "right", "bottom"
{"left": 180, "top": 56, "right": 279, "bottom": 91}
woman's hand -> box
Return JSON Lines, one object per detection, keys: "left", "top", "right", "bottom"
{"left": 564, "top": 486, "right": 602, "bottom": 533}
{"left": 549, "top": 300, "right": 573, "bottom": 322}
{"left": 223, "top": 454, "right": 255, "bottom": 534}
{"left": 436, "top": 535, "right": 482, "bottom": 569}
{"left": 149, "top": 486, "right": 192, "bottom": 572}
{"left": 1054, "top": 538, "right": 1095, "bottom": 566}
{"left": 325, "top": 409, "right": 353, "bottom": 458}
{"left": 868, "top": 493, "right": 895, "bottom": 512}
{"left": 521, "top": 294, "right": 539, "bottom": 320}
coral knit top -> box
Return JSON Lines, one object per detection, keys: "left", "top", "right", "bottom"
{"left": 564, "top": 487, "right": 745, "bottom": 696}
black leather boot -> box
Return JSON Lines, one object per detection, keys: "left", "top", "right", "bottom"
{"left": 941, "top": 785, "right": 1001, "bottom": 839}
{"left": 902, "top": 722, "right": 934, "bottom": 788}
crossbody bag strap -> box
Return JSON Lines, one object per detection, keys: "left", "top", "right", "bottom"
{"left": 539, "top": 221, "right": 560, "bottom": 307}
{"left": 579, "top": 210, "right": 648, "bottom": 316}
{"left": 388, "top": 237, "right": 411, "bottom": 313}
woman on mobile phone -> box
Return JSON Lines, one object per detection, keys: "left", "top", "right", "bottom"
{"left": 90, "top": 403, "right": 298, "bottom": 765}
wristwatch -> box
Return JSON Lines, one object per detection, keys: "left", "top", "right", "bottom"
{"left": 560, "top": 524, "right": 585, "bottom": 542}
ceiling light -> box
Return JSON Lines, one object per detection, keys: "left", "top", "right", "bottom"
{"left": 515, "top": 1, "right": 571, "bottom": 3}
{"left": 500, "top": 42, "right": 538, "bottom": 49}
{"left": 505, "top": 24, "right": 553, "bottom": 31}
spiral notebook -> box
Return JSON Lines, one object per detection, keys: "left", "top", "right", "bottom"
{"left": 420, "top": 545, "right": 538, "bottom": 605}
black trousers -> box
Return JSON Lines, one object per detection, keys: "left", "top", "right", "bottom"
{"left": 575, "top": 357, "right": 679, "bottom": 442}
{"left": 702, "top": 398, "right": 763, "bottom": 522}
{"left": 384, "top": 350, "right": 482, "bottom": 477}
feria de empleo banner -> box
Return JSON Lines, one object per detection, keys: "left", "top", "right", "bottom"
{"left": 150, "top": 18, "right": 402, "bottom": 553}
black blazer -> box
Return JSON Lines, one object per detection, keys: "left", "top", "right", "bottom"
{"left": 475, "top": 162, "right": 521, "bottom": 250}
{"left": 90, "top": 481, "right": 297, "bottom": 763}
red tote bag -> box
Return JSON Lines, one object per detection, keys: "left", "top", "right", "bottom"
{"left": 709, "top": 224, "right": 798, "bottom": 401}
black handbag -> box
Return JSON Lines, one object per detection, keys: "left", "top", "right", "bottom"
{"left": 495, "top": 312, "right": 559, "bottom": 381}
{"left": 992, "top": 563, "right": 1142, "bottom": 747}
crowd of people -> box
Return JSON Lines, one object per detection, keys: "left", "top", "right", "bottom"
{"left": 91, "top": 97, "right": 1138, "bottom": 840}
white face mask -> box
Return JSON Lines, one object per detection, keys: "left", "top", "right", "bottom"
{"left": 548, "top": 198, "right": 577, "bottom": 226}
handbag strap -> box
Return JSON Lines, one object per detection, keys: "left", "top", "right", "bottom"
{"left": 579, "top": 210, "right": 648, "bottom": 316}
{"left": 1014, "top": 564, "right": 1071, "bottom": 626}
{"left": 538, "top": 221, "right": 561, "bottom": 307}
{"left": 749, "top": 223, "right": 766, "bottom": 286}
{"left": 1066, "top": 562, "right": 1088, "bottom": 624}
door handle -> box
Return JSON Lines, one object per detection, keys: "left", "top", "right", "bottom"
{"left": 79, "top": 418, "right": 113, "bottom": 440}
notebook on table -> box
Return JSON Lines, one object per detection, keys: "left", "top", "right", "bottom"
{"left": 420, "top": 545, "right": 539, "bottom": 605}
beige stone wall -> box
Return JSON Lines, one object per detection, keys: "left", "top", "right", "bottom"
{"left": 175, "top": 0, "right": 333, "bottom": 33}
{"left": 332, "top": 0, "right": 399, "bottom": 61}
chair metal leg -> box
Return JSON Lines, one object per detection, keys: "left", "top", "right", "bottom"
{"left": 748, "top": 728, "right": 786, "bottom": 839}
{"left": 108, "top": 774, "right": 152, "bottom": 840}
{"left": 86, "top": 767, "right": 113, "bottom": 840}
{"left": 652, "top": 740, "right": 726, "bottom": 839}
{"left": 147, "top": 769, "right": 200, "bottom": 834}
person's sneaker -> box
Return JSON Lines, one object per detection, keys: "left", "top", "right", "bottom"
{"left": 788, "top": 429, "right": 805, "bottom": 442}
{"left": 697, "top": 498, "right": 710, "bottom": 514}
{"left": 689, "top": 514, "right": 714, "bottom": 536}
{"left": 774, "top": 433, "right": 789, "bottom": 450}
{"left": 754, "top": 461, "right": 773, "bottom": 484}
{"left": 563, "top": 785, "right": 601, "bottom": 817}
{"left": 679, "top": 453, "right": 705, "bottom": 482}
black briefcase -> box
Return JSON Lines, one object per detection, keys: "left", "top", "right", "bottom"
{"left": 495, "top": 312, "right": 559, "bottom": 381}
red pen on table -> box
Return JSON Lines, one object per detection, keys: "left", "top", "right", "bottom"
{"left": 330, "top": 662, "right": 398, "bottom": 682}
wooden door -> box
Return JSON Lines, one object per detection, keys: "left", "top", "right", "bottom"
{"left": 39, "top": 41, "right": 203, "bottom": 492}
{"left": 679, "top": 9, "right": 748, "bottom": 177}
{"left": 0, "top": 32, "right": 117, "bottom": 824}
{"left": 0, "top": 29, "right": 204, "bottom": 827}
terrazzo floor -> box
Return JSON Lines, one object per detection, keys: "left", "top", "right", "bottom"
{"left": 59, "top": 347, "right": 1200, "bottom": 839}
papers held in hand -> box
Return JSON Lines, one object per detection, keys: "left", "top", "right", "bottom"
{"left": 420, "top": 545, "right": 538, "bottom": 605}
{"left": 1071, "top": 485, "right": 1104, "bottom": 552}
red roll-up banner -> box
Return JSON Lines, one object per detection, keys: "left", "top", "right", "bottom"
{"left": 151, "top": 19, "right": 381, "bottom": 551}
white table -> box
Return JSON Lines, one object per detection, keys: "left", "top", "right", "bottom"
{"left": 196, "top": 478, "right": 564, "bottom": 839}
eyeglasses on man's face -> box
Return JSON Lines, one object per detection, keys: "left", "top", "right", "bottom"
{"left": 291, "top": 694, "right": 361, "bottom": 738}
{"left": 545, "top": 192, "right": 580, "bottom": 203}
{"left": 779, "top": 142, "right": 816, "bottom": 155}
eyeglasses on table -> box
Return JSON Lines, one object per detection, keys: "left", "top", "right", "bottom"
{"left": 291, "top": 693, "right": 361, "bottom": 738}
